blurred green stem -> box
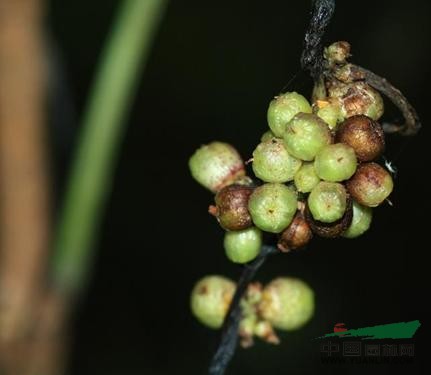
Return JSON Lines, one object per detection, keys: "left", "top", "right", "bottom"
{"left": 52, "top": 0, "right": 167, "bottom": 293}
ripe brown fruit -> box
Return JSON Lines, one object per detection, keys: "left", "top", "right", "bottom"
{"left": 277, "top": 211, "right": 313, "bottom": 252}
{"left": 336, "top": 115, "right": 385, "bottom": 161}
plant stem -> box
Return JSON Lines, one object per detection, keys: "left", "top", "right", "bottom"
{"left": 52, "top": 0, "right": 168, "bottom": 293}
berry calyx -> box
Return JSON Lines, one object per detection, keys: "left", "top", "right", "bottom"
{"left": 343, "top": 201, "right": 373, "bottom": 238}
{"left": 267, "top": 92, "right": 312, "bottom": 137}
{"left": 294, "top": 162, "right": 320, "bottom": 193}
{"left": 252, "top": 138, "right": 302, "bottom": 183}
{"left": 346, "top": 162, "right": 393, "bottom": 207}
{"left": 283, "top": 113, "right": 332, "bottom": 161}
{"left": 308, "top": 182, "right": 347, "bottom": 223}
{"left": 248, "top": 183, "right": 297, "bottom": 233}
{"left": 314, "top": 143, "right": 357, "bottom": 182}
{"left": 224, "top": 227, "right": 262, "bottom": 264}
{"left": 189, "top": 142, "right": 245, "bottom": 192}
{"left": 258, "top": 277, "right": 314, "bottom": 331}
{"left": 336, "top": 115, "right": 385, "bottom": 161}
{"left": 190, "top": 275, "right": 236, "bottom": 329}
{"left": 213, "top": 184, "right": 254, "bottom": 230}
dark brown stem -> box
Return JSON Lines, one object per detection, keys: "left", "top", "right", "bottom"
{"left": 350, "top": 64, "right": 421, "bottom": 136}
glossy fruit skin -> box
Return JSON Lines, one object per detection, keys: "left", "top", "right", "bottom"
{"left": 343, "top": 201, "right": 373, "bottom": 238}
{"left": 283, "top": 113, "right": 332, "bottom": 161}
{"left": 214, "top": 184, "right": 254, "bottom": 230}
{"left": 277, "top": 211, "right": 313, "bottom": 252}
{"left": 224, "top": 227, "right": 262, "bottom": 264}
{"left": 294, "top": 162, "right": 320, "bottom": 193}
{"left": 314, "top": 143, "right": 357, "bottom": 182}
{"left": 252, "top": 138, "right": 302, "bottom": 183}
{"left": 259, "top": 277, "right": 314, "bottom": 331}
{"left": 305, "top": 195, "right": 353, "bottom": 238}
{"left": 267, "top": 92, "right": 312, "bottom": 137}
{"left": 346, "top": 162, "right": 393, "bottom": 207}
{"left": 248, "top": 183, "right": 297, "bottom": 233}
{"left": 190, "top": 275, "right": 235, "bottom": 329}
{"left": 189, "top": 142, "right": 245, "bottom": 192}
{"left": 336, "top": 115, "right": 385, "bottom": 161}
{"left": 308, "top": 182, "right": 347, "bottom": 223}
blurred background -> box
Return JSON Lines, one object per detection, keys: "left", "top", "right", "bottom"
{"left": 0, "top": 0, "right": 430, "bottom": 374}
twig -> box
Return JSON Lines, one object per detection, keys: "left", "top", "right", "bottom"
{"left": 208, "top": 245, "right": 279, "bottom": 375}
{"left": 350, "top": 64, "right": 421, "bottom": 136}
{"left": 301, "top": 0, "right": 336, "bottom": 80}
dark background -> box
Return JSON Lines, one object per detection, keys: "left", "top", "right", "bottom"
{"left": 49, "top": 0, "right": 430, "bottom": 374}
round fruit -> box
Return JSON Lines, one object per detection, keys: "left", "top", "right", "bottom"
{"left": 284, "top": 113, "right": 332, "bottom": 161}
{"left": 277, "top": 211, "right": 313, "bottom": 252}
{"left": 346, "top": 162, "right": 393, "bottom": 207}
{"left": 248, "top": 183, "right": 297, "bottom": 233}
{"left": 315, "top": 98, "right": 343, "bottom": 129}
{"left": 267, "top": 92, "right": 312, "bottom": 137}
{"left": 336, "top": 115, "right": 385, "bottom": 161}
{"left": 224, "top": 227, "right": 262, "bottom": 264}
{"left": 343, "top": 201, "right": 373, "bottom": 238}
{"left": 189, "top": 142, "right": 245, "bottom": 192}
{"left": 252, "top": 138, "right": 302, "bottom": 183}
{"left": 308, "top": 182, "right": 347, "bottom": 223}
{"left": 314, "top": 143, "right": 357, "bottom": 182}
{"left": 294, "top": 162, "right": 320, "bottom": 193}
{"left": 259, "top": 277, "right": 314, "bottom": 331}
{"left": 260, "top": 130, "right": 276, "bottom": 142}
{"left": 190, "top": 275, "right": 235, "bottom": 329}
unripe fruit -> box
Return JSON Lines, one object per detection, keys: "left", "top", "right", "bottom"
{"left": 260, "top": 130, "right": 276, "bottom": 142}
{"left": 248, "top": 183, "right": 297, "bottom": 233}
{"left": 328, "top": 81, "right": 384, "bottom": 121}
{"left": 315, "top": 99, "right": 343, "bottom": 129}
{"left": 305, "top": 195, "right": 353, "bottom": 238}
{"left": 314, "top": 143, "right": 357, "bottom": 182}
{"left": 189, "top": 142, "right": 245, "bottom": 192}
{"left": 252, "top": 138, "right": 302, "bottom": 183}
{"left": 324, "top": 41, "right": 351, "bottom": 65}
{"left": 346, "top": 162, "right": 393, "bottom": 207}
{"left": 213, "top": 184, "right": 254, "bottom": 231}
{"left": 284, "top": 113, "right": 332, "bottom": 161}
{"left": 308, "top": 182, "right": 347, "bottom": 223}
{"left": 224, "top": 227, "right": 262, "bottom": 264}
{"left": 277, "top": 211, "right": 313, "bottom": 252}
{"left": 267, "top": 92, "right": 312, "bottom": 137}
{"left": 343, "top": 201, "right": 373, "bottom": 238}
{"left": 259, "top": 277, "right": 314, "bottom": 331}
{"left": 190, "top": 275, "right": 235, "bottom": 329}
{"left": 294, "top": 162, "right": 320, "bottom": 193}
{"left": 336, "top": 115, "right": 385, "bottom": 161}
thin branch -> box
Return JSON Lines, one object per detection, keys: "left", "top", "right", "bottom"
{"left": 301, "top": 0, "right": 336, "bottom": 80}
{"left": 351, "top": 64, "right": 421, "bottom": 136}
{"left": 208, "top": 245, "right": 278, "bottom": 375}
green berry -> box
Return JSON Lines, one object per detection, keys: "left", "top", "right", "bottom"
{"left": 224, "top": 227, "right": 262, "bottom": 264}
{"left": 343, "top": 201, "right": 373, "bottom": 238}
{"left": 252, "top": 138, "right": 302, "bottom": 183}
{"left": 248, "top": 183, "right": 297, "bottom": 233}
{"left": 260, "top": 130, "right": 276, "bottom": 142}
{"left": 259, "top": 277, "right": 314, "bottom": 331}
{"left": 190, "top": 275, "right": 235, "bottom": 329}
{"left": 315, "top": 99, "right": 343, "bottom": 129}
{"left": 189, "top": 142, "right": 245, "bottom": 192}
{"left": 308, "top": 182, "right": 347, "bottom": 223}
{"left": 294, "top": 162, "right": 320, "bottom": 193}
{"left": 267, "top": 92, "right": 312, "bottom": 137}
{"left": 314, "top": 143, "right": 357, "bottom": 182}
{"left": 346, "top": 162, "right": 393, "bottom": 207}
{"left": 283, "top": 113, "right": 332, "bottom": 161}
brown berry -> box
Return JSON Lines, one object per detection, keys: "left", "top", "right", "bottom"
{"left": 212, "top": 184, "right": 254, "bottom": 230}
{"left": 277, "top": 211, "right": 313, "bottom": 252}
{"left": 336, "top": 115, "right": 385, "bottom": 161}
{"left": 346, "top": 163, "right": 393, "bottom": 207}
{"left": 304, "top": 195, "right": 353, "bottom": 238}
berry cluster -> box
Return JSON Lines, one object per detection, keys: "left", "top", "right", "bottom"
{"left": 189, "top": 42, "right": 394, "bottom": 345}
